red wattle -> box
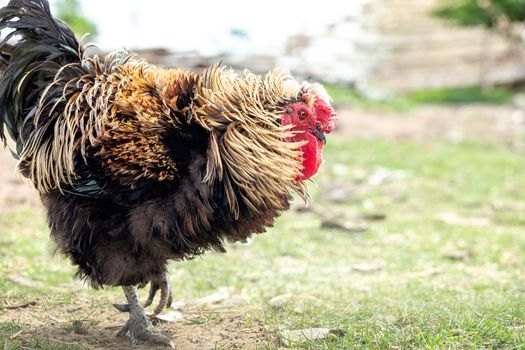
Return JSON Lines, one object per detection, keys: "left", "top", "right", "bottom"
{"left": 283, "top": 128, "right": 323, "bottom": 180}
{"left": 299, "top": 133, "right": 323, "bottom": 180}
{"left": 281, "top": 97, "right": 334, "bottom": 181}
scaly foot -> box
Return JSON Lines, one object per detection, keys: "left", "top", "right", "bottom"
{"left": 143, "top": 273, "right": 172, "bottom": 318}
{"left": 116, "top": 285, "right": 174, "bottom": 348}
{"left": 113, "top": 272, "right": 173, "bottom": 318}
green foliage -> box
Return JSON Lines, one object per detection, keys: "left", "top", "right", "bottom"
{"left": 406, "top": 86, "right": 515, "bottom": 105}
{"left": 324, "top": 84, "right": 413, "bottom": 111}
{"left": 325, "top": 83, "right": 515, "bottom": 109}
{"left": 433, "top": 0, "right": 525, "bottom": 30}
{"left": 55, "top": 0, "right": 97, "bottom": 38}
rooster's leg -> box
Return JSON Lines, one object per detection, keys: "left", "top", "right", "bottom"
{"left": 144, "top": 272, "right": 173, "bottom": 318}
{"left": 112, "top": 273, "right": 172, "bottom": 317}
{"left": 116, "top": 285, "right": 174, "bottom": 348}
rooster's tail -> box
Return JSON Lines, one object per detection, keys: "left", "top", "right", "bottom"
{"left": 0, "top": 0, "right": 81, "bottom": 157}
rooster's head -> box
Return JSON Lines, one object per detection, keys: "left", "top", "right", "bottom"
{"left": 282, "top": 88, "right": 336, "bottom": 180}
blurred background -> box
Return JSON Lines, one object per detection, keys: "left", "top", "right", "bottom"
{"left": 46, "top": 0, "right": 525, "bottom": 91}
{"left": 43, "top": 0, "right": 525, "bottom": 148}
{"left": 2, "top": 1, "right": 525, "bottom": 349}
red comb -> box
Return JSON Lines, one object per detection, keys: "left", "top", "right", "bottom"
{"left": 302, "top": 94, "right": 336, "bottom": 133}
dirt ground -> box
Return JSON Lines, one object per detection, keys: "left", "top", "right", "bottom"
{"left": 1, "top": 298, "right": 274, "bottom": 349}
{"left": 0, "top": 148, "right": 41, "bottom": 212}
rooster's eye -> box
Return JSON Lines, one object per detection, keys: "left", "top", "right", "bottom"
{"left": 298, "top": 110, "right": 307, "bottom": 120}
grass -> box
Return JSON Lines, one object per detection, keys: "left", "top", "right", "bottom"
{"left": 406, "top": 86, "right": 516, "bottom": 106}
{"left": 325, "top": 84, "right": 517, "bottom": 109}
{"left": 2, "top": 136, "right": 525, "bottom": 349}
{"left": 324, "top": 84, "right": 413, "bottom": 111}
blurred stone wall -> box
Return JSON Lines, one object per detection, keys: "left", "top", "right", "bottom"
{"left": 369, "top": 0, "right": 525, "bottom": 92}
{"left": 276, "top": 0, "right": 381, "bottom": 86}
{"left": 137, "top": 0, "right": 525, "bottom": 92}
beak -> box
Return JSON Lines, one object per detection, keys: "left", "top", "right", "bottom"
{"left": 313, "top": 128, "right": 326, "bottom": 145}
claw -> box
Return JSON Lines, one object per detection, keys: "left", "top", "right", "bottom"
{"left": 113, "top": 303, "right": 131, "bottom": 313}
{"left": 143, "top": 280, "right": 159, "bottom": 309}
{"left": 116, "top": 321, "right": 129, "bottom": 337}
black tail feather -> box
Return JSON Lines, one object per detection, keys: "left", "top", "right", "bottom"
{"left": 0, "top": 0, "right": 81, "bottom": 155}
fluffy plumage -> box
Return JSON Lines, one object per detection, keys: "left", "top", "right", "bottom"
{"left": 0, "top": 0, "right": 336, "bottom": 291}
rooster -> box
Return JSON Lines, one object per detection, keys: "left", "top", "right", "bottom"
{"left": 0, "top": 0, "right": 336, "bottom": 347}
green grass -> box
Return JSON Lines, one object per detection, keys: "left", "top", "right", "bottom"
{"left": 325, "top": 84, "right": 516, "bottom": 109}
{"left": 324, "top": 84, "right": 413, "bottom": 111}
{"left": 2, "top": 137, "right": 525, "bottom": 349}
{"left": 407, "top": 86, "right": 516, "bottom": 106}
